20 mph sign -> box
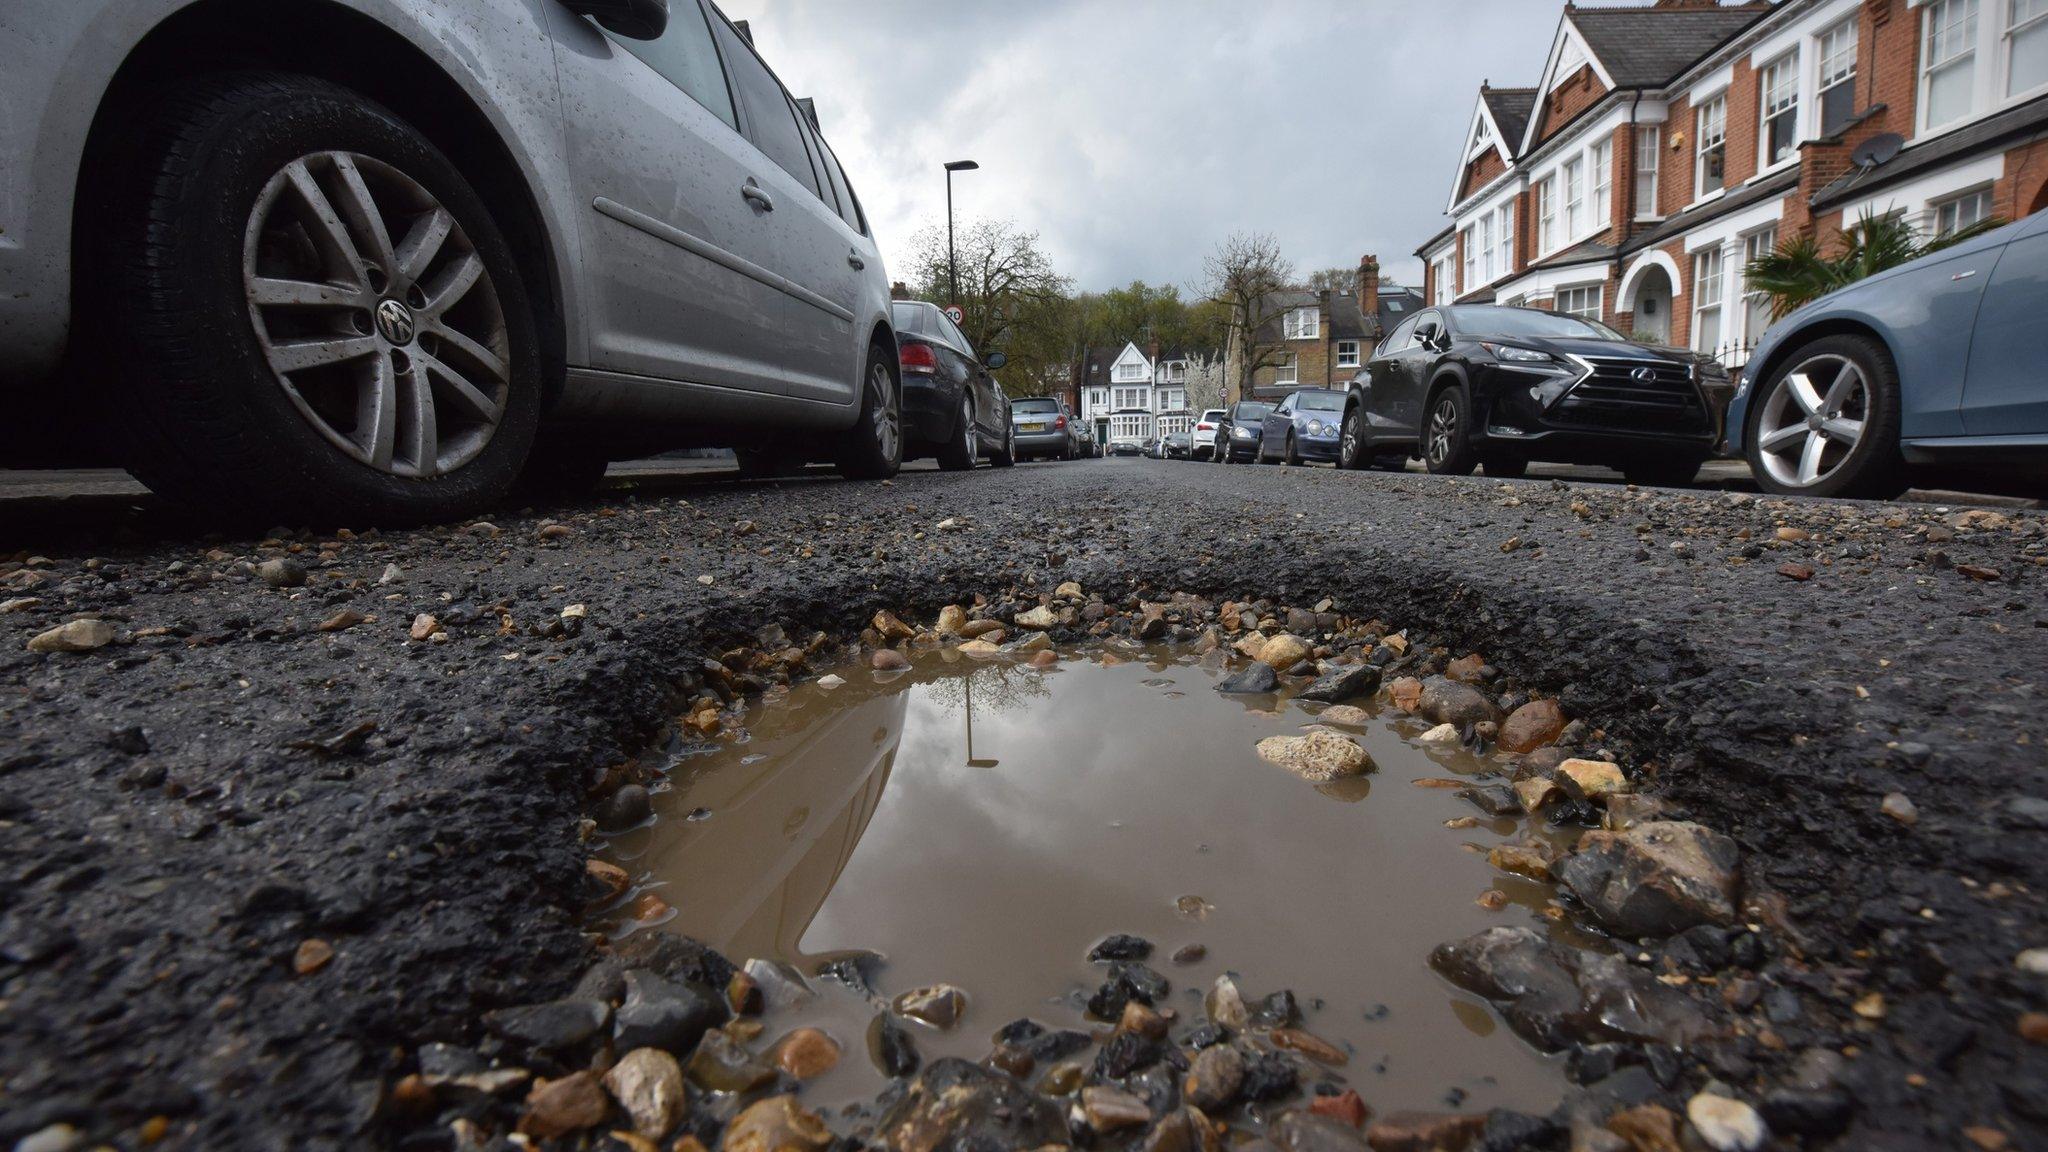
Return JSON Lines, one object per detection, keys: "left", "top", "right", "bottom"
{"left": 943, "top": 305, "right": 964, "bottom": 325}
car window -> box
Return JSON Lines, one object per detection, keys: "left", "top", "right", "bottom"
{"left": 940, "top": 314, "right": 975, "bottom": 359}
{"left": 711, "top": 16, "right": 822, "bottom": 197}
{"left": 814, "top": 137, "right": 865, "bottom": 234}
{"left": 1015, "top": 399, "right": 1060, "bottom": 414}
{"left": 1382, "top": 314, "right": 1420, "bottom": 354}
{"left": 1298, "top": 392, "right": 1342, "bottom": 412}
{"left": 1236, "top": 403, "right": 1271, "bottom": 422}
{"left": 791, "top": 99, "right": 841, "bottom": 216}
{"left": 889, "top": 301, "right": 927, "bottom": 335}
{"left": 1276, "top": 398, "right": 1294, "bottom": 415}
{"left": 608, "top": 0, "right": 737, "bottom": 131}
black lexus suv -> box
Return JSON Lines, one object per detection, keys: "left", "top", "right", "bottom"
{"left": 1339, "top": 304, "right": 1734, "bottom": 486}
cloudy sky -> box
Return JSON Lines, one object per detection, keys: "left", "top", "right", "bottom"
{"left": 719, "top": 0, "right": 1584, "bottom": 293}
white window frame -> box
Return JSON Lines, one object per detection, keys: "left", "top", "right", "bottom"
{"left": 1816, "top": 18, "right": 1859, "bottom": 136}
{"left": 1921, "top": 0, "right": 1981, "bottom": 132}
{"left": 1274, "top": 354, "right": 1298, "bottom": 385}
{"left": 1556, "top": 285, "right": 1603, "bottom": 321}
{"left": 1758, "top": 51, "right": 1801, "bottom": 171}
{"left": 1495, "top": 203, "right": 1516, "bottom": 278}
{"left": 2010, "top": 0, "right": 2048, "bottom": 100}
{"left": 1931, "top": 186, "right": 1994, "bottom": 236}
{"left": 1113, "top": 358, "right": 1146, "bottom": 382}
{"left": 1461, "top": 226, "right": 1479, "bottom": 291}
{"left": 1590, "top": 139, "right": 1613, "bottom": 231}
{"left": 1634, "top": 126, "right": 1661, "bottom": 219}
{"left": 1431, "top": 255, "right": 1455, "bottom": 305}
{"left": 1740, "top": 227, "right": 1778, "bottom": 352}
{"left": 1283, "top": 307, "right": 1320, "bottom": 340}
{"left": 1692, "top": 246, "right": 1726, "bottom": 356}
{"left": 1537, "top": 176, "right": 1558, "bottom": 253}
{"left": 1563, "top": 156, "right": 1586, "bottom": 240}
{"left": 1089, "top": 388, "right": 1108, "bottom": 410}
{"left": 1336, "top": 340, "right": 1361, "bottom": 368}
{"left": 1112, "top": 385, "right": 1147, "bottom": 410}
{"left": 1696, "top": 95, "right": 1728, "bottom": 200}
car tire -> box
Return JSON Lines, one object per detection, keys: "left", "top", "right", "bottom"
{"left": 1339, "top": 407, "right": 1368, "bottom": 470}
{"left": 1622, "top": 454, "right": 1708, "bottom": 488}
{"left": 936, "top": 393, "right": 978, "bottom": 471}
{"left": 1745, "top": 334, "right": 1907, "bottom": 499}
{"left": 1480, "top": 454, "right": 1529, "bottom": 479}
{"left": 1283, "top": 433, "right": 1301, "bottom": 466}
{"left": 96, "top": 72, "right": 541, "bottom": 526}
{"left": 989, "top": 421, "right": 1016, "bottom": 468}
{"left": 836, "top": 343, "right": 903, "bottom": 480}
{"left": 1423, "top": 385, "right": 1479, "bottom": 476}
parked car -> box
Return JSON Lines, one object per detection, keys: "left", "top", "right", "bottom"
{"left": 1217, "top": 401, "right": 1272, "bottom": 463}
{"left": 1728, "top": 210, "right": 2048, "bottom": 499}
{"left": 890, "top": 301, "right": 1013, "bottom": 470}
{"left": 1258, "top": 389, "right": 1345, "bottom": 464}
{"left": 1074, "top": 422, "right": 1098, "bottom": 457}
{"left": 1163, "top": 432, "right": 1192, "bottom": 459}
{"left": 1143, "top": 437, "right": 1165, "bottom": 459}
{"left": 1191, "top": 408, "right": 1227, "bottom": 460}
{"left": 0, "top": 0, "right": 905, "bottom": 522}
{"left": 1109, "top": 437, "right": 1145, "bottom": 457}
{"left": 1010, "top": 396, "right": 1079, "bottom": 461}
{"left": 1340, "top": 305, "right": 1732, "bottom": 485}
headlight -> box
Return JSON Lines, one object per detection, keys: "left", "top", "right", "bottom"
{"left": 1233, "top": 426, "right": 1253, "bottom": 438}
{"left": 1305, "top": 420, "right": 1329, "bottom": 436}
{"left": 1480, "top": 342, "right": 1556, "bottom": 364}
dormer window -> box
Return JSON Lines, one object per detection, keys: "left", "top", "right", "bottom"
{"left": 1283, "top": 308, "right": 1319, "bottom": 340}
{"left": 1113, "top": 358, "right": 1147, "bottom": 382}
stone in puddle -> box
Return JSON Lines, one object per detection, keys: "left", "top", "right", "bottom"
{"left": 769, "top": 1027, "right": 840, "bottom": 1079}
{"left": 1513, "top": 777, "right": 1562, "bottom": 813}
{"left": 1497, "top": 698, "right": 1566, "bottom": 754}
{"left": 1259, "top": 633, "right": 1313, "bottom": 670}
{"left": 1257, "top": 731, "right": 1372, "bottom": 781}
{"left": 687, "top": 1029, "right": 776, "bottom": 1092}
{"left": 1183, "top": 1043, "right": 1245, "bottom": 1110}
{"left": 1386, "top": 676, "right": 1424, "bottom": 712}
{"left": 873, "top": 610, "right": 916, "bottom": 641}
{"left": 1310, "top": 1090, "right": 1369, "bottom": 1129}
{"left": 1316, "top": 704, "right": 1373, "bottom": 727}
{"left": 519, "top": 1070, "right": 608, "bottom": 1140}
{"left": 1117, "top": 1000, "right": 1170, "bottom": 1040}
{"left": 1418, "top": 723, "right": 1460, "bottom": 744}
{"left": 483, "top": 997, "right": 610, "bottom": 1052}
{"left": 1082, "top": 1085, "right": 1153, "bottom": 1131}
{"left": 868, "top": 1012, "right": 921, "bottom": 1078}
{"left": 725, "top": 1095, "right": 833, "bottom": 1152}
{"left": 935, "top": 605, "right": 967, "bottom": 634}
{"left": 1361, "top": 1110, "right": 1486, "bottom": 1152}
{"left": 893, "top": 984, "right": 967, "bottom": 1029}
{"left": 1141, "top": 1107, "right": 1223, "bottom": 1152}
{"left": 1417, "top": 677, "right": 1501, "bottom": 729}
{"left": 1270, "top": 1027, "right": 1346, "bottom": 1064}
{"left": 26, "top": 618, "right": 116, "bottom": 653}
{"left": 872, "top": 649, "right": 910, "bottom": 671}
{"left": 1428, "top": 926, "right": 1708, "bottom": 1051}
{"left": 603, "top": 1048, "right": 686, "bottom": 1139}
{"left": 1556, "top": 759, "right": 1629, "bottom": 802}
{"left": 1297, "top": 663, "right": 1382, "bottom": 704}
{"left": 1088, "top": 933, "right": 1153, "bottom": 962}
{"left": 873, "top": 1058, "right": 1066, "bottom": 1152}
{"left": 1271, "top": 1108, "right": 1369, "bottom": 1152}
{"left": 1216, "top": 662, "right": 1278, "bottom": 693}
{"left": 1555, "top": 821, "right": 1741, "bottom": 937}
{"left": 1489, "top": 842, "right": 1555, "bottom": 881}
{"left": 616, "top": 969, "right": 725, "bottom": 1055}
{"left": 1687, "top": 1093, "right": 1768, "bottom": 1151}
{"left": 595, "top": 784, "right": 652, "bottom": 830}
{"left": 744, "top": 958, "right": 815, "bottom": 1009}
{"left": 1460, "top": 785, "right": 1522, "bottom": 817}
{"left": 1205, "top": 975, "right": 1250, "bottom": 1030}
{"left": 1014, "top": 605, "right": 1058, "bottom": 630}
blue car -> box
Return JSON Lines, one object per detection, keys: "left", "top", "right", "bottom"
{"left": 1257, "top": 388, "right": 1346, "bottom": 465}
{"left": 1728, "top": 210, "right": 2048, "bottom": 499}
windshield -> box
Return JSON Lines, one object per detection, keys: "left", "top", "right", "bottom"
{"left": 1296, "top": 392, "right": 1343, "bottom": 412}
{"left": 888, "top": 302, "right": 927, "bottom": 333}
{"left": 1013, "top": 398, "right": 1061, "bottom": 414}
{"left": 1234, "top": 403, "right": 1272, "bottom": 421}
{"left": 1446, "top": 306, "right": 1625, "bottom": 341}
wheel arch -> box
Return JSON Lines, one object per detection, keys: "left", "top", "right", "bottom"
{"left": 1742, "top": 318, "right": 1897, "bottom": 440}
{"left": 72, "top": 0, "right": 570, "bottom": 404}
{"left": 1422, "top": 364, "right": 1472, "bottom": 411}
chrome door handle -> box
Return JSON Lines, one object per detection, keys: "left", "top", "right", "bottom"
{"left": 847, "top": 250, "right": 866, "bottom": 270}
{"left": 1952, "top": 269, "right": 1977, "bottom": 281}
{"left": 741, "top": 183, "right": 775, "bottom": 212}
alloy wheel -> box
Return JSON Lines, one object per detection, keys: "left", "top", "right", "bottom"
{"left": 1428, "top": 396, "right": 1458, "bottom": 467}
{"left": 870, "top": 363, "right": 901, "bottom": 463}
{"left": 1340, "top": 410, "right": 1359, "bottom": 468}
{"left": 1755, "top": 353, "right": 1867, "bottom": 489}
{"left": 960, "top": 396, "right": 978, "bottom": 461}
{"left": 242, "top": 151, "right": 510, "bottom": 478}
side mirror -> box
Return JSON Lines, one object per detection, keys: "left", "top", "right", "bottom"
{"left": 561, "top": 0, "right": 668, "bottom": 40}
{"left": 983, "top": 351, "right": 1007, "bottom": 370}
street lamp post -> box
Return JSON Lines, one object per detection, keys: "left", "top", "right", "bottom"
{"left": 943, "top": 160, "right": 978, "bottom": 304}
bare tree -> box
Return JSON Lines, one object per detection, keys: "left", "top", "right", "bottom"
{"left": 1200, "top": 233, "right": 1296, "bottom": 402}
{"left": 906, "top": 219, "right": 1072, "bottom": 393}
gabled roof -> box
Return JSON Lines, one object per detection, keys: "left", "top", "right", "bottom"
{"left": 1481, "top": 88, "right": 1537, "bottom": 158}
{"left": 1252, "top": 291, "right": 1322, "bottom": 342}
{"left": 1567, "top": 4, "right": 1769, "bottom": 89}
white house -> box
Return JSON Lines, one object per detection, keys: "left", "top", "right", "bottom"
{"left": 1077, "top": 341, "right": 1193, "bottom": 447}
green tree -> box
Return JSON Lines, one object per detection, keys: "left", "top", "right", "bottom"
{"left": 1745, "top": 212, "right": 2005, "bottom": 320}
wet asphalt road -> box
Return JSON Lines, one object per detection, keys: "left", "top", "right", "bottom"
{"left": 1, "top": 456, "right": 2044, "bottom": 1149}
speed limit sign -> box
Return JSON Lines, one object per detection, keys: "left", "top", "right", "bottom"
{"left": 943, "top": 304, "right": 964, "bottom": 325}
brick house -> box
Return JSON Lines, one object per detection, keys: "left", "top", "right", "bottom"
{"left": 1416, "top": 0, "right": 2048, "bottom": 368}
{"left": 1237, "top": 256, "right": 1425, "bottom": 401}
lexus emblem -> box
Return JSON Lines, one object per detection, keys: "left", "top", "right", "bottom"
{"left": 374, "top": 298, "right": 417, "bottom": 345}
{"left": 1631, "top": 366, "right": 1656, "bottom": 384}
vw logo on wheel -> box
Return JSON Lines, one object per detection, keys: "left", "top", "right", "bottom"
{"left": 1631, "top": 366, "right": 1656, "bottom": 384}
{"left": 374, "top": 298, "right": 417, "bottom": 345}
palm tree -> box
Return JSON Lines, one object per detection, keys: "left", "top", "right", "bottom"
{"left": 1745, "top": 211, "right": 2004, "bottom": 320}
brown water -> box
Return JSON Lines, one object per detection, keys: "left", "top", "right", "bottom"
{"left": 603, "top": 646, "right": 1579, "bottom": 1116}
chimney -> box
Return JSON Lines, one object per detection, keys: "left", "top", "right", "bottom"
{"left": 889, "top": 281, "right": 911, "bottom": 301}
{"left": 1356, "top": 255, "right": 1381, "bottom": 319}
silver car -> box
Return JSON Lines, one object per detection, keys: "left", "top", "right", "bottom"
{"left": 0, "top": 0, "right": 900, "bottom": 521}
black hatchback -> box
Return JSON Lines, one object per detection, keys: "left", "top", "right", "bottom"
{"left": 1339, "top": 305, "right": 1735, "bottom": 486}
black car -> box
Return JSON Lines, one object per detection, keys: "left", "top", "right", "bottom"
{"left": 1217, "top": 401, "right": 1273, "bottom": 463}
{"left": 888, "top": 301, "right": 1015, "bottom": 471}
{"left": 1163, "top": 432, "right": 1192, "bottom": 459}
{"left": 1339, "top": 305, "right": 1733, "bottom": 485}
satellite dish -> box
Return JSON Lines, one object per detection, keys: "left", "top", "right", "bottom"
{"left": 1851, "top": 133, "right": 1905, "bottom": 171}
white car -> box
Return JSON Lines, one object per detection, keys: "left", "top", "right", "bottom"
{"left": 1192, "top": 408, "right": 1227, "bottom": 461}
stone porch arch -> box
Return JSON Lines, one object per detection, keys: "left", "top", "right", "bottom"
{"left": 1616, "top": 249, "right": 1684, "bottom": 313}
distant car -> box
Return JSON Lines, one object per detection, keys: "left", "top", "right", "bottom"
{"left": 1010, "top": 396, "right": 1078, "bottom": 461}
{"left": 1142, "top": 437, "right": 1165, "bottom": 459}
{"left": 1109, "top": 438, "right": 1145, "bottom": 457}
{"left": 1163, "top": 432, "right": 1192, "bottom": 459}
{"left": 1342, "top": 305, "right": 1732, "bottom": 485}
{"left": 1727, "top": 210, "right": 2048, "bottom": 498}
{"left": 1258, "top": 389, "right": 1345, "bottom": 465}
{"left": 1218, "top": 401, "right": 1272, "bottom": 463}
{"left": 1191, "top": 408, "right": 1227, "bottom": 460}
{"left": 1074, "top": 422, "right": 1098, "bottom": 457}
{"left": 890, "top": 301, "right": 1014, "bottom": 470}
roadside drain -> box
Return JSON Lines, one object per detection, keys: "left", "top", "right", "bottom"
{"left": 599, "top": 645, "right": 1584, "bottom": 1119}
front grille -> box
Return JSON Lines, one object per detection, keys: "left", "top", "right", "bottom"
{"left": 1549, "top": 355, "right": 1709, "bottom": 433}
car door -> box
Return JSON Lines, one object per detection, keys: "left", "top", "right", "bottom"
{"left": 1960, "top": 213, "right": 2048, "bottom": 435}
{"left": 708, "top": 15, "right": 863, "bottom": 407}
{"left": 1365, "top": 313, "right": 1421, "bottom": 438}
{"left": 1263, "top": 395, "right": 1296, "bottom": 453}
{"left": 932, "top": 311, "right": 986, "bottom": 425}
{"left": 1391, "top": 310, "right": 1444, "bottom": 438}
{"left": 547, "top": 0, "right": 789, "bottom": 393}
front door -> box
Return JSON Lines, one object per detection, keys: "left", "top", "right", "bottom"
{"left": 1960, "top": 217, "right": 2048, "bottom": 435}
{"left": 547, "top": 0, "right": 787, "bottom": 393}
{"left": 1633, "top": 268, "right": 1674, "bottom": 345}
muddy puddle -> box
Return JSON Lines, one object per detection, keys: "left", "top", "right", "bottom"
{"left": 602, "top": 645, "right": 1588, "bottom": 1118}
